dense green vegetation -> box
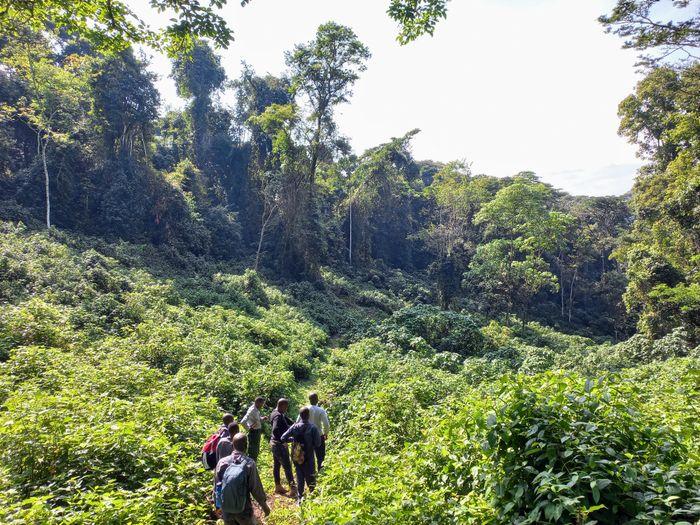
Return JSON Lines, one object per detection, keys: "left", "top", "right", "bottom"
{"left": 0, "top": 222, "right": 697, "bottom": 524}
{"left": 0, "top": 1, "right": 699, "bottom": 523}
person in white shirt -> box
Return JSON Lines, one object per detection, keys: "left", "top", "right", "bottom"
{"left": 240, "top": 396, "right": 267, "bottom": 461}
{"left": 298, "top": 392, "right": 330, "bottom": 470}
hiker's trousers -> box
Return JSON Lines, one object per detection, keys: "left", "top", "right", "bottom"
{"left": 247, "top": 428, "right": 262, "bottom": 461}
{"left": 295, "top": 462, "right": 316, "bottom": 500}
{"left": 270, "top": 441, "right": 294, "bottom": 486}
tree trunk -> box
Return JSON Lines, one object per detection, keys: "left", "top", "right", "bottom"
{"left": 309, "top": 114, "right": 322, "bottom": 188}
{"left": 560, "top": 268, "right": 565, "bottom": 317}
{"left": 39, "top": 134, "right": 51, "bottom": 229}
{"left": 568, "top": 267, "right": 577, "bottom": 323}
{"left": 254, "top": 208, "right": 273, "bottom": 271}
{"left": 348, "top": 202, "right": 353, "bottom": 265}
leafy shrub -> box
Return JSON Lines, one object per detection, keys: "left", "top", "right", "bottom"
{"left": 214, "top": 269, "right": 270, "bottom": 311}
{"left": 431, "top": 351, "right": 464, "bottom": 372}
{"left": 381, "top": 304, "right": 484, "bottom": 356}
{"left": 0, "top": 298, "right": 72, "bottom": 358}
{"left": 518, "top": 344, "right": 557, "bottom": 374}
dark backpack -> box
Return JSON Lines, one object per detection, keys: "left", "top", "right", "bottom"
{"left": 291, "top": 441, "right": 305, "bottom": 465}
{"left": 221, "top": 458, "right": 248, "bottom": 514}
{"left": 201, "top": 430, "right": 223, "bottom": 470}
{"left": 291, "top": 423, "right": 307, "bottom": 465}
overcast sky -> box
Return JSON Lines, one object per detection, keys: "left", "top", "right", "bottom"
{"left": 135, "top": 0, "right": 645, "bottom": 196}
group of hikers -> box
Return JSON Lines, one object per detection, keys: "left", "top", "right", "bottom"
{"left": 202, "top": 392, "right": 330, "bottom": 525}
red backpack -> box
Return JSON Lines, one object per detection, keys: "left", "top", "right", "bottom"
{"left": 202, "top": 429, "right": 224, "bottom": 470}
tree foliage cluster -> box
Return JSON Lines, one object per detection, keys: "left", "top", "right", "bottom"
{"left": 0, "top": 24, "right": 645, "bottom": 339}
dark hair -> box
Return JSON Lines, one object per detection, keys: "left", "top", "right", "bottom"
{"left": 254, "top": 396, "right": 265, "bottom": 404}
{"left": 223, "top": 413, "right": 235, "bottom": 425}
{"left": 228, "top": 422, "right": 240, "bottom": 435}
{"left": 232, "top": 432, "right": 247, "bottom": 452}
{"left": 308, "top": 392, "right": 319, "bottom": 405}
{"left": 299, "top": 406, "right": 310, "bottom": 421}
{"left": 277, "top": 398, "right": 289, "bottom": 407}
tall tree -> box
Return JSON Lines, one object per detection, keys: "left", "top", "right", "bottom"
{"left": 247, "top": 103, "right": 302, "bottom": 270}
{"left": 172, "top": 41, "right": 226, "bottom": 171}
{"left": 91, "top": 49, "right": 160, "bottom": 159}
{"left": 420, "top": 162, "right": 497, "bottom": 307}
{"left": 286, "top": 22, "right": 370, "bottom": 188}
{"left": 343, "top": 130, "right": 418, "bottom": 267}
{"left": 0, "top": 33, "right": 90, "bottom": 228}
{"left": 614, "top": 63, "right": 700, "bottom": 341}
{"left": 465, "top": 175, "right": 569, "bottom": 323}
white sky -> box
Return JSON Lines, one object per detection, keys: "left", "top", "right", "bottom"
{"left": 134, "top": 0, "right": 645, "bottom": 196}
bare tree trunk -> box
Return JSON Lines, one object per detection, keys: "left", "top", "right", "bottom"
{"left": 560, "top": 270, "right": 565, "bottom": 317}
{"left": 568, "top": 267, "right": 577, "bottom": 323}
{"left": 309, "top": 115, "right": 322, "bottom": 188}
{"left": 558, "top": 252, "right": 565, "bottom": 317}
{"left": 141, "top": 131, "right": 149, "bottom": 162}
{"left": 254, "top": 211, "right": 270, "bottom": 271}
{"left": 39, "top": 135, "right": 51, "bottom": 229}
{"left": 348, "top": 202, "right": 353, "bottom": 265}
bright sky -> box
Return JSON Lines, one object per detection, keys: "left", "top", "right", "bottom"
{"left": 135, "top": 0, "right": 645, "bottom": 196}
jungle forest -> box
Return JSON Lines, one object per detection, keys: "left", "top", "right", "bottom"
{"left": 0, "top": 0, "right": 698, "bottom": 523}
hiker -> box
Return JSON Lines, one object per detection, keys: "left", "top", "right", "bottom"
{"left": 214, "top": 432, "right": 270, "bottom": 525}
{"left": 241, "top": 397, "right": 267, "bottom": 461}
{"left": 202, "top": 414, "right": 237, "bottom": 470}
{"left": 216, "top": 421, "right": 240, "bottom": 463}
{"left": 220, "top": 413, "right": 236, "bottom": 438}
{"left": 298, "top": 392, "right": 330, "bottom": 470}
{"left": 281, "top": 406, "right": 322, "bottom": 502}
{"left": 269, "top": 398, "right": 297, "bottom": 496}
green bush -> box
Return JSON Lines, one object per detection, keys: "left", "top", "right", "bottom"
{"left": 381, "top": 304, "right": 484, "bottom": 356}
{"left": 0, "top": 298, "right": 72, "bottom": 358}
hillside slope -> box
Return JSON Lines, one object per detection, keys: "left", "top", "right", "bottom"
{"left": 0, "top": 221, "right": 698, "bottom": 524}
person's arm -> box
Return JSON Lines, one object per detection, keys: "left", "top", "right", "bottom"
{"left": 248, "top": 461, "right": 270, "bottom": 515}
{"left": 214, "top": 459, "right": 228, "bottom": 494}
{"left": 280, "top": 424, "right": 295, "bottom": 443}
{"left": 312, "top": 426, "right": 322, "bottom": 449}
{"left": 240, "top": 406, "right": 252, "bottom": 429}
{"left": 321, "top": 408, "right": 330, "bottom": 437}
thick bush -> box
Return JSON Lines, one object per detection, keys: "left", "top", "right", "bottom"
{"left": 382, "top": 304, "right": 484, "bottom": 356}
{"left": 305, "top": 364, "right": 700, "bottom": 524}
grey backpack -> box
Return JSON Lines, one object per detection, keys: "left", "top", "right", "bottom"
{"left": 221, "top": 459, "right": 248, "bottom": 514}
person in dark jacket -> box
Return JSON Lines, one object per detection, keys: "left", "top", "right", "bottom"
{"left": 269, "top": 398, "right": 297, "bottom": 496}
{"left": 281, "top": 406, "right": 322, "bottom": 502}
{"left": 215, "top": 433, "right": 270, "bottom": 525}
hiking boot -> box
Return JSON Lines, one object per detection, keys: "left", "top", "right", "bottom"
{"left": 274, "top": 484, "right": 288, "bottom": 495}
{"left": 288, "top": 485, "right": 298, "bottom": 498}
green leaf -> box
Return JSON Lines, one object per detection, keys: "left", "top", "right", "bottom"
{"left": 591, "top": 480, "right": 601, "bottom": 504}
